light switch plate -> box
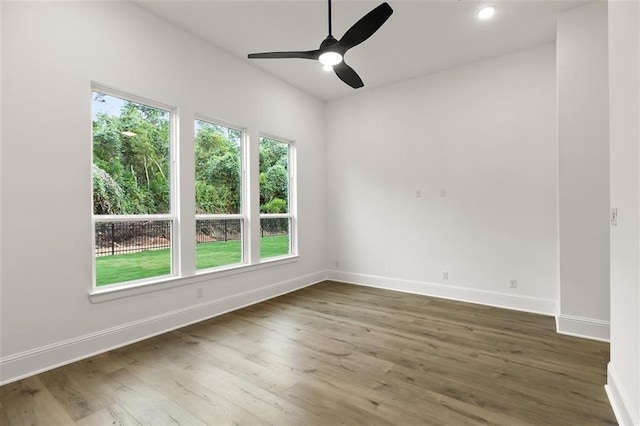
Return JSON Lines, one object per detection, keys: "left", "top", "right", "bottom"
{"left": 610, "top": 208, "right": 618, "bottom": 226}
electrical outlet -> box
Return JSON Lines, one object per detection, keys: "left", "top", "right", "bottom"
{"left": 416, "top": 189, "right": 422, "bottom": 198}
{"left": 442, "top": 271, "right": 449, "bottom": 280}
{"left": 334, "top": 260, "right": 340, "bottom": 269}
{"left": 196, "top": 287, "right": 204, "bottom": 298}
{"left": 509, "top": 279, "right": 517, "bottom": 289}
{"left": 440, "top": 189, "right": 447, "bottom": 197}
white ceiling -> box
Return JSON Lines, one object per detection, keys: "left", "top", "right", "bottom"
{"left": 133, "top": 0, "right": 588, "bottom": 101}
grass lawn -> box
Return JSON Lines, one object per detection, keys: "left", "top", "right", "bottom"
{"left": 96, "top": 235, "right": 289, "bottom": 286}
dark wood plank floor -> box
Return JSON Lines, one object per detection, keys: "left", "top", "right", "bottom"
{"left": 0, "top": 281, "right": 616, "bottom": 425}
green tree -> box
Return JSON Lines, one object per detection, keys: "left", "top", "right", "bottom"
{"left": 261, "top": 198, "right": 287, "bottom": 214}
{"left": 259, "top": 138, "right": 289, "bottom": 213}
{"left": 92, "top": 164, "right": 125, "bottom": 214}
{"left": 260, "top": 164, "right": 288, "bottom": 213}
{"left": 194, "top": 121, "right": 241, "bottom": 214}
{"left": 92, "top": 94, "right": 170, "bottom": 215}
{"left": 118, "top": 103, "right": 170, "bottom": 213}
{"left": 259, "top": 138, "right": 288, "bottom": 173}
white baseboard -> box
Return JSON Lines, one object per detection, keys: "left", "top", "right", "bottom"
{"left": 328, "top": 270, "right": 557, "bottom": 316}
{"left": 0, "top": 271, "right": 327, "bottom": 386}
{"left": 556, "top": 314, "right": 610, "bottom": 342}
{"left": 605, "top": 363, "right": 639, "bottom": 426}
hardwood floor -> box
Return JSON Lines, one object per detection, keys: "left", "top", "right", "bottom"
{"left": 0, "top": 281, "right": 616, "bottom": 425}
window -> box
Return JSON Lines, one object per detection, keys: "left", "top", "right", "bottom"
{"left": 91, "top": 86, "right": 297, "bottom": 294}
{"left": 92, "top": 90, "right": 174, "bottom": 287}
{"left": 259, "top": 136, "right": 295, "bottom": 259}
{"left": 195, "top": 119, "right": 244, "bottom": 270}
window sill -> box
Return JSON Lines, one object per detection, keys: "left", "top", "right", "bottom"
{"left": 88, "top": 255, "right": 299, "bottom": 304}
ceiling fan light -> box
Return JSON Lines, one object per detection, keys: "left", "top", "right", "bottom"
{"left": 477, "top": 6, "right": 496, "bottom": 20}
{"left": 319, "top": 51, "right": 343, "bottom": 66}
{"left": 322, "top": 64, "right": 334, "bottom": 72}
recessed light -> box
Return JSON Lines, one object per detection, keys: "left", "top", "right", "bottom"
{"left": 477, "top": 6, "right": 496, "bottom": 20}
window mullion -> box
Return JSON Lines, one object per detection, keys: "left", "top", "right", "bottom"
{"left": 177, "top": 108, "right": 197, "bottom": 278}
{"left": 94, "top": 214, "right": 173, "bottom": 222}
{"left": 248, "top": 129, "right": 262, "bottom": 264}
{"left": 258, "top": 213, "right": 292, "bottom": 219}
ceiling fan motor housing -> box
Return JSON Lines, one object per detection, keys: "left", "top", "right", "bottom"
{"left": 320, "top": 35, "right": 339, "bottom": 51}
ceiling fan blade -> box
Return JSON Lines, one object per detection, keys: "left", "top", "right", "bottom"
{"left": 334, "top": 62, "right": 364, "bottom": 88}
{"left": 248, "top": 50, "right": 320, "bottom": 60}
{"left": 337, "top": 3, "right": 393, "bottom": 52}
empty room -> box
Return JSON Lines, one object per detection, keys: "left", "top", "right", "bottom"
{"left": 1, "top": 0, "right": 639, "bottom": 425}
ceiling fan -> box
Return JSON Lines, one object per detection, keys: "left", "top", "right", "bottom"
{"left": 247, "top": 0, "right": 393, "bottom": 89}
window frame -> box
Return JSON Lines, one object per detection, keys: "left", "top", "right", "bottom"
{"left": 194, "top": 115, "right": 248, "bottom": 272}
{"left": 259, "top": 134, "right": 297, "bottom": 260}
{"left": 91, "top": 85, "right": 178, "bottom": 290}
{"left": 88, "top": 85, "right": 300, "bottom": 302}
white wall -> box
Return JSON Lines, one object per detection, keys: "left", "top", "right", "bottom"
{"left": 326, "top": 45, "right": 559, "bottom": 314}
{"left": 2, "top": 3, "right": 634, "bottom": 408}
{"left": 0, "top": 0, "right": 3, "bottom": 308}
{"left": 0, "top": 2, "right": 326, "bottom": 384}
{"left": 556, "top": 2, "right": 610, "bottom": 340}
{"left": 606, "top": 0, "right": 640, "bottom": 423}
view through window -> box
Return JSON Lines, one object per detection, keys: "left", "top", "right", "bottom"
{"left": 92, "top": 91, "right": 173, "bottom": 286}
{"left": 259, "top": 136, "right": 293, "bottom": 258}
{"left": 92, "top": 88, "right": 297, "bottom": 289}
{"left": 195, "top": 119, "right": 244, "bottom": 270}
